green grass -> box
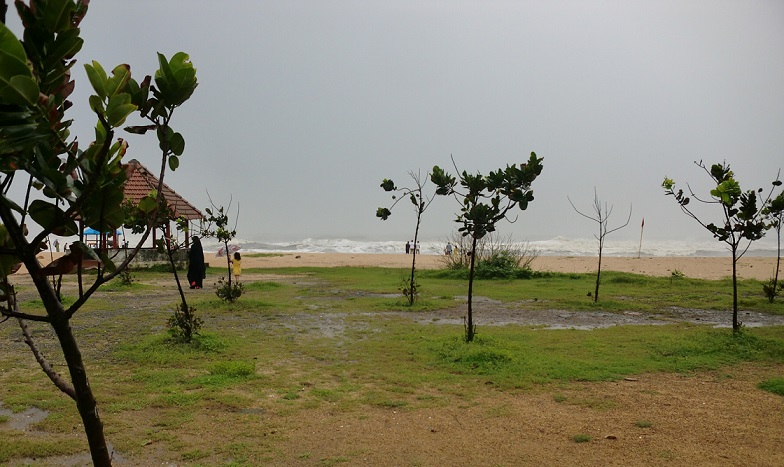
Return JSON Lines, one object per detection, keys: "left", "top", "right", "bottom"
{"left": 572, "top": 434, "right": 592, "bottom": 443}
{"left": 758, "top": 378, "right": 784, "bottom": 396}
{"left": 0, "top": 266, "right": 782, "bottom": 464}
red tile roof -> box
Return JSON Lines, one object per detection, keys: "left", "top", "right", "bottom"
{"left": 123, "top": 159, "right": 204, "bottom": 220}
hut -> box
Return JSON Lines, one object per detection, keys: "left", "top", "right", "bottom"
{"left": 120, "top": 159, "right": 205, "bottom": 250}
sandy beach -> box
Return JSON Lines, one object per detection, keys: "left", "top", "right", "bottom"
{"left": 203, "top": 252, "right": 780, "bottom": 281}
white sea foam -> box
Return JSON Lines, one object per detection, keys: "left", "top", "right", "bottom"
{"left": 199, "top": 236, "right": 780, "bottom": 257}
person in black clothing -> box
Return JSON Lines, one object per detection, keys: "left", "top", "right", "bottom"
{"left": 187, "top": 236, "right": 205, "bottom": 289}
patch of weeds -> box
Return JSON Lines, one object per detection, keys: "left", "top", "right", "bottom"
{"left": 116, "top": 333, "right": 228, "bottom": 365}
{"left": 635, "top": 420, "right": 653, "bottom": 428}
{"left": 0, "top": 432, "right": 84, "bottom": 463}
{"left": 311, "top": 388, "right": 342, "bottom": 402}
{"left": 553, "top": 394, "right": 567, "bottom": 403}
{"left": 758, "top": 378, "right": 784, "bottom": 396}
{"left": 282, "top": 391, "right": 301, "bottom": 400}
{"left": 158, "top": 392, "right": 201, "bottom": 407}
{"left": 376, "top": 400, "right": 408, "bottom": 409}
{"left": 181, "top": 449, "right": 210, "bottom": 461}
{"left": 244, "top": 281, "right": 283, "bottom": 291}
{"left": 320, "top": 455, "right": 351, "bottom": 465}
{"left": 192, "top": 360, "right": 257, "bottom": 387}
{"left": 572, "top": 434, "right": 592, "bottom": 443}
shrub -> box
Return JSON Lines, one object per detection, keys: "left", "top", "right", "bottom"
{"left": 167, "top": 303, "right": 203, "bottom": 342}
{"left": 215, "top": 277, "right": 244, "bottom": 302}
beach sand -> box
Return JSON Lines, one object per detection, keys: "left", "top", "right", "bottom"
{"left": 203, "top": 252, "right": 779, "bottom": 281}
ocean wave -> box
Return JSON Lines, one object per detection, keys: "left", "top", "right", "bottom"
{"left": 199, "top": 237, "right": 780, "bottom": 258}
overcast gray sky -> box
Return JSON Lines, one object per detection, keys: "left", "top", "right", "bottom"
{"left": 8, "top": 1, "right": 784, "bottom": 244}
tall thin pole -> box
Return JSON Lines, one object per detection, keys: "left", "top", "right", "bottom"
{"left": 637, "top": 217, "right": 644, "bottom": 258}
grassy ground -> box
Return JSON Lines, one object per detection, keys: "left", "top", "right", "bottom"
{"left": 0, "top": 266, "right": 782, "bottom": 465}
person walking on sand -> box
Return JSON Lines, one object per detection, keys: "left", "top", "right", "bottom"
{"left": 405, "top": 241, "right": 410, "bottom": 254}
{"left": 187, "top": 236, "right": 205, "bottom": 289}
{"left": 231, "top": 251, "right": 242, "bottom": 282}
{"left": 445, "top": 243, "right": 452, "bottom": 256}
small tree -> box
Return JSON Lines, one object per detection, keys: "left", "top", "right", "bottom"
{"left": 376, "top": 171, "right": 434, "bottom": 305}
{"left": 568, "top": 189, "right": 632, "bottom": 302}
{"left": 762, "top": 192, "right": 784, "bottom": 302}
{"left": 663, "top": 161, "right": 780, "bottom": 332}
{"left": 201, "top": 196, "right": 242, "bottom": 302}
{"left": 431, "top": 152, "right": 544, "bottom": 342}
{"left": 0, "top": 2, "right": 197, "bottom": 463}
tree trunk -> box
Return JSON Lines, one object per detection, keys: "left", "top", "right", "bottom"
{"left": 774, "top": 226, "right": 781, "bottom": 293}
{"left": 732, "top": 247, "right": 739, "bottom": 332}
{"left": 594, "top": 244, "right": 603, "bottom": 303}
{"left": 408, "top": 215, "right": 422, "bottom": 306}
{"left": 52, "top": 318, "right": 112, "bottom": 466}
{"left": 466, "top": 236, "right": 478, "bottom": 342}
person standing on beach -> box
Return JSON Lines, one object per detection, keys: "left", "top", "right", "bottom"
{"left": 187, "top": 236, "right": 205, "bottom": 289}
{"left": 416, "top": 241, "right": 421, "bottom": 254}
{"left": 445, "top": 243, "right": 452, "bottom": 256}
{"left": 231, "top": 251, "right": 242, "bottom": 282}
{"left": 405, "top": 241, "right": 410, "bottom": 254}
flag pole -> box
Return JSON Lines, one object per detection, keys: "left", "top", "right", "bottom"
{"left": 637, "top": 217, "right": 644, "bottom": 259}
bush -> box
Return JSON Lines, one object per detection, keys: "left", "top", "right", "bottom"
{"left": 167, "top": 303, "right": 203, "bottom": 342}
{"left": 215, "top": 277, "right": 244, "bottom": 302}
{"left": 438, "top": 231, "right": 539, "bottom": 278}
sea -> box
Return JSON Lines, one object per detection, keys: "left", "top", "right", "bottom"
{"left": 198, "top": 236, "right": 780, "bottom": 258}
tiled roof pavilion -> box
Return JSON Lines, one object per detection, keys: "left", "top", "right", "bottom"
{"left": 124, "top": 159, "right": 204, "bottom": 221}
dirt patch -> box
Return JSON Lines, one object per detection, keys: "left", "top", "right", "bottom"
{"left": 271, "top": 364, "right": 784, "bottom": 466}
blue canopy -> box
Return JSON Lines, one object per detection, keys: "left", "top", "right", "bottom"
{"left": 84, "top": 227, "right": 121, "bottom": 236}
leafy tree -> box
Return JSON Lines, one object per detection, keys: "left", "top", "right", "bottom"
{"left": 431, "top": 152, "right": 544, "bottom": 341}
{"left": 568, "top": 189, "right": 632, "bottom": 302}
{"left": 762, "top": 192, "right": 784, "bottom": 302}
{"left": 662, "top": 161, "right": 780, "bottom": 332}
{"left": 0, "top": 2, "right": 197, "bottom": 464}
{"left": 376, "top": 171, "right": 434, "bottom": 305}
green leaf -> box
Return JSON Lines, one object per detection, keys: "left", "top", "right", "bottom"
{"left": 47, "top": 28, "right": 84, "bottom": 64}
{"left": 0, "top": 24, "right": 40, "bottom": 106}
{"left": 168, "top": 155, "right": 179, "bottom": 171}
{"left": 106, "top": 94, "right": 136, "bottom": 127}
{"left": 105, "top": 64, "right": 131, "bottom": 97}
{"left": 169, "top": 132, "right": 185, "bottom": 156}
{"left": 380, "top": 179, "right": 396, "bottom": 191}
{"left": 88, "top": 94, "right": 105, "bottom": 114}
{"left": 96, "top": 251, "right": 117, "bottom": 273}
{"left": 154, "top": 52, "right": 198, "bottom": 107}
{"left": 138, "top": 195, "right": 158, "bottom": 213}
{"left": 84, "top": 61, "right": 108, "bottom": 100}
{"left": 42, "top": 0, "right": 76, "bottom": 32}
{"left": 376, "top": 207, "right": 392, "bottom": 220}
{"left": 28, "top": 200, "right": 78, "bottom": 235}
